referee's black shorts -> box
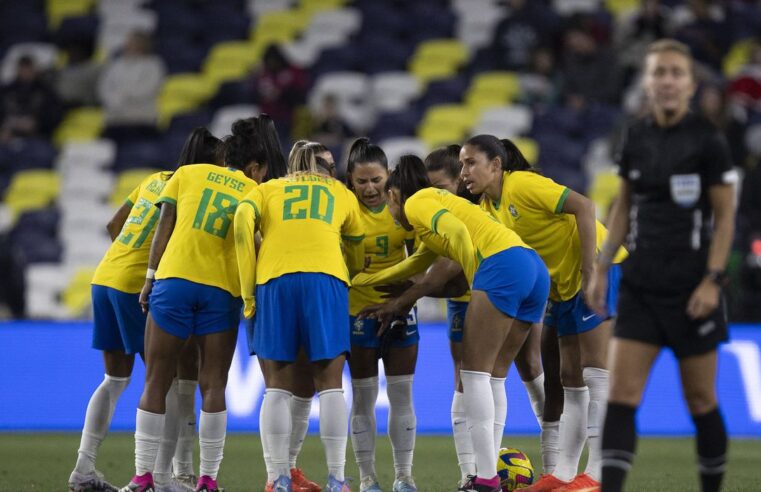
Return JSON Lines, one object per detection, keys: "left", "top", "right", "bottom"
{"left": 614, "top": 278, "right": 728, "bottom": 359}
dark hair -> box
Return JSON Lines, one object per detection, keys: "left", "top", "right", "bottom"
{"left": 346, "top": 137, "right": 388, "bottom": 178}
{"left": 424, "top": 144, "right": 461, "bottom": 179}
{"left": 176, "top": 127, "right": 222, "bottom": 168}
{"left": 315, "top": 156, "right": 332, "bottom": 175}
{"left": 464, "top": 134, "right": 533, "bottom": 172}
{"left": 223, "top": 115, "right": 286, "bottom": 180}
{"left": 385, "top": 154, "right": 430, "bottom": 202}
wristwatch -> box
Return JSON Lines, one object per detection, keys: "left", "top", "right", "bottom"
{"left": 705, "top": 269, "right": 728, "bottom": 286}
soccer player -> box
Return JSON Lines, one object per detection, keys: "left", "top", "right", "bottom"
{"left": 67, "top": 128, "right": 223, "bottom": 492}
{"left": 591, "top": 39, "right": 736, "bottom": 492}
{"left": 122, "top": 117, "right": 273, "bottom": 492}
{"left": 234, "top": 144, "right": 365, "bottom": 492}
{"left": 357, "top": 156, "right": 549, "bottom": 492}
{"left": 343, "top": 138, "right": 418, "bottom": 492}
{"left": 461, "top": 135, "right": 625, "bottom": 491}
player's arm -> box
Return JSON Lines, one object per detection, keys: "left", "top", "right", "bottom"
{"left": 343, "top": 237, "right": 365, "bottom": 278}
{"left": 431, "top": 211, "right": 476, "bottom": 285}
{"left": 106, "top": 202, "right": 132, "bottom": 241}
{"left": 352, "top": 243, "right": 438, "bottom": 287}
{"left": 139, "top": 202, "right": 176, "bottom": 313}
{"left": 560, "top": 190, "right": 598, "bottom": 298}
{"left": 234, "top": 199, "right": 259, "bottom": 318}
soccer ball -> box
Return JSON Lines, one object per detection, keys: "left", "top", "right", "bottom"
{"left": 496, "top": 447, "right": 534, "bottom": 491}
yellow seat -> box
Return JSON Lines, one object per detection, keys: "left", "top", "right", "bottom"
{"left": 251, "top": 10, "right": 311, "bottom": 45}
{"left": 53, "top": 107, "right": 104, "bottom": 146}
{"left": 203, "top": 42, "right": 260, "bottom": 84}
{"left": 418, "top": 124, "right": 466, "bottom": 148}
{"left": 465, "top": 92, "right": 510, "bottom": 112}
{"left": 468, "top": 71, "right": 521, "bottom": 104}
{"left": 604, "top": 0, "right": 639, "bottom": 18}
{"left": 408, "top": 59, "right": 458, "bottom": 84}
{"left": 300, "top": 0, "right": 346, "bottom": 14}
{"left": 110, "top": 168, "right": 163, "bottom": 207}
{"left": 417, "top": 104, "right": 480, "bottom": 147}
{"left": 158, "top": 74, "right": 217, "bottom": 126}
{"left": 4, "top": 170, "right": 60, "bottom": 215}
{"left": 514, "top": 137, "right": 539, "bottom": 165}
{"left": 415, "top": 39, "right": 469, "bottom": 66}
{"left": 63, "top": 268, "right": 97, "bottom": 316}
{"left": 47, "top": 0, "right": 95, "bottom": 28}
{"left": 589, "top": 170, "right": 621, "bottom": 218}
{"left": 723, "top": 39, "right": 756, "bottom": 78}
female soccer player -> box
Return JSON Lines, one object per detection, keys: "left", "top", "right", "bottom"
{"left": 122, "top": 117, "right": 275, "bottom": 492}
{"left": 67, "top": 128, "right": 223, "bottom": 492}
{"left": 460, "top": 135, "right": 625, "bottom": 491}
{"left": 234, "top": 143, "right": 365, "bottom": 492}
{"left": 342, "top": 138, "right": 418, "bottom": 492}
{"left": 358, "top": 156, "right": 549, "bottom": 492}
{"left": 591, "top": 39, "right": 736, "bottom": 492}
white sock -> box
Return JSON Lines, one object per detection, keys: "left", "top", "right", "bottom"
{"left": 490, "top": 377, "right": 507, "bottom": 457}
{"left": 583, "top": 367, "right": 609, "bottom": 481}
{"left": 350, "top": 376, "right": 378, "bottom": 480}
{"left": 386, "top": 375, "right": 416, "bottom": 479}
{"left": 154, "top": 379, "right": 180, "bottom": 484}
{"left": 260, "top": 394, "right": 275, "bottom": 482}
{"left": 290, "top": 396, "right": 313, "bottom": 469}
{"left": 262, "top": 389, "right": 292, "bottom": 478}
{"left": 553, "top": 386, "right": 590, "bottom": 481}
{"left": 320, "top": 389, "right": 348, "bottom": 482}
{"left": 522, "top": 373, "right": 545, "bottom": 425}
{"left": 135, "top": 409, "right": 165, "bottom": 476}
{"left": 540, "top": 420, "right": 560, "bottom": 475}
{"left": 460, "top": 370, "right": 496, "bottom": 478}
{"left": 74, "top": 374, "right": 130, "bottom": 474}
{"left": 199, "top": 410, "right": 226, "bottom": 480}
{"left": 451, "top": 391, "right": 476, "bottom": 479}
{"left": 173, "top": 379, "right": 197, "bottom": 477}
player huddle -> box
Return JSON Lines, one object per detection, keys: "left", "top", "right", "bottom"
{"left": 69, "top": 40, "right": 734, "bottom": 492}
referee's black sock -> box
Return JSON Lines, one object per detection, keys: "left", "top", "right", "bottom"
{"left": 601, "top": 402, "right": 637, "bottom": 492}
{"left": 693, "top": 407, "right": 727, "bottom": 492}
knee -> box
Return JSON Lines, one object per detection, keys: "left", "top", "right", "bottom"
{"left": 684, "top": 387, "right": 717, "bottom": 415}
{"left": 560, "top": 365, "right": 583, "bottom": 387}
{"left": 515, "top": 355, "right": 542, "bottom": 381}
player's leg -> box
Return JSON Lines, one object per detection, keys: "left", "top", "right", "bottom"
{"left": 312, "top": 355, "right": 350, "bottom": 492}
{"left": 514, "top": 323, "right": 546, "bottom": 426}
{"left": 288, "top": 350, "right": 320, "bottom": 491}
{"left": 679, "top": 350, "right": 727, "bottom": 492}
{"left": 261, "top": 359, "right": 296, "bottom": 487}
{"left": 448, "top": 302, "right": 475, "bottom": 485}
{"left": 539, "top": 324, "right": 562, "bottom": 476}
{"left": 384, "top": 341, "right": 419, "bottom": 492}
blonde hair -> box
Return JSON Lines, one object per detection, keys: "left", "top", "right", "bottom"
{"left": 645, "top": 38, "right": 694, "bottom": 75}
{"left": 288, "top": 143, "right": 322, "bottom": 174}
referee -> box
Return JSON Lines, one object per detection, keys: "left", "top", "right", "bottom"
{"left": 590, "top": 39, "right": 737, "bottom": 492}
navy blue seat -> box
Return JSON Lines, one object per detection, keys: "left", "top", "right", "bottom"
{"left": 13, "top": 231, "right": 62, "bottom": 264}
{"left": 12, "top": 207, "right": 59, "bottom": 239}
{"left": 166, "top": 108, "right": 213, "bottom": 138}
{"left": 209, "top": 80, "right": 252, "bottom": 110}
{"left": 416, "top": 76, "right": 469, "bottom": 111}
{"left": 371, "top": 109, "right": 422, "bottom": 141}
{"left": 114, "top": 138, "right": 168, "bottom": 171}
{"left": 55, "top": 15, "right": 98, "bottom": 45}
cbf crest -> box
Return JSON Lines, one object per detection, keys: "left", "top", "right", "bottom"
{"left": 509, "top": 204, "right": 519, "bottom": 218}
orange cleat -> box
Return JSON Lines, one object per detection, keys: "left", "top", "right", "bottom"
{"left": 554, "top": 473, "right": 600, "bottom": 492}
{"left": 521, "top": 474, "right": 570, "bottom": 491}
{"left": 291, "top": 468, "right": 322, "bottom": 492}
{"left": 265, "top": 481, "right": 273, "bottom": 492}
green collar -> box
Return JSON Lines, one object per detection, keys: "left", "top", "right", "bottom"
{"left": 362, "top": 202, "right": 386, "bottom": 214}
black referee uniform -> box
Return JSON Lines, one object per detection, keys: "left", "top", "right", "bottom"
{"left": 614, "top": 111, "right": 734, "bottom": 358}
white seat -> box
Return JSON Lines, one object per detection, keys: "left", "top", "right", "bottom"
{"left": 457, "top": 16, "right": 503, "bottom": 50}
{"left": 62, "top": 236, "right": 111, "bottom": 267}
{"left": 98, "top": 0, "right": 150, "bottom": 16}
{"left": 97, "top": 9, "right": 158, "bottom": 56}
{"left": 25, "top": 264, "right": 72, "bottom": 319}
{"left": 58, "top": 140, "right": 117, "bottom": 169}
{"left": 61, "top": 171, "right": 114, "bottom": 199}
{"left": 210, "top": 105, "right": 260, "bottom": 138}
{"left": 300, "top": 29, "right": 349, "bottom": 51}
{"left": 282, "top": 41, "right": 321, "bottom": 68}
{"left": 247, "top": 0, "right": 293, "bottom": 17}
{"left": 310, "top": 72, "right": 373, "bottom": 132}
{"left": 308, "top": 8, "right": 361, "bottom": 36}
{"left": 378, "top": 137, "right": 428, "bottom": 169}
{"left": 552, "top": 0, "right": 600, "bottom": 16}
{"left": 371, "top": 72, "right": 421, "bottom": 113}
{"left": 475, "top": 105, "right": 533, "bottom": 137}
{"left": 1, "top": 43, "right": 58, "bottom": 84}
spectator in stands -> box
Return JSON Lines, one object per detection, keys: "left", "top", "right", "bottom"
{"left": 560, "top": 25, "right": 623, "bottom": 107}
{"left": 251, "top": 44, "right": 307, "bottom": 146}
{"left": 0, "top": 55, "right": 62, "bottom": 143}
{"left": 727, "top": 41, "right": 761, "bottom": 113}
{"left": 672, "top": 0, "right": 731, "bottom": 73}
{"left": 98, "top": 31, "right": 165, "bottom": 142}
{"left": 310, "top": 93, "right": 352, "bottom": 149}
{"left": 490, "top": 0, "right": 560, "bottom": 71}
{"left": 519, "top": 47, "right": 561, "bottom": 107}
{"left": 614, "top": 0, "right": 672, "bottom": 81}
{"left": 698, "top": 83, "right": 748, "bottom": 169}
{"left": 55, "top": 40, "right": 100, "bottom": 107}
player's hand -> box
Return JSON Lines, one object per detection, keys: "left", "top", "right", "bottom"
{"left": 687, "top": 278, "right": 720, "bottom": 320}
{"left": 364, "top": 256, "right": 372, "bottom": 269}
{"left": 375, "top": 280, "right": 414, "bottom": 299}
{"left": 358, "top": 301, "right": 404, "bottom": 334}
{"left": 139, "top": 279, "right": 153, "bottom": 314}
{"left": 587, "top": 267, "right": 609, "bottom": 317}
{"left": 243, "top": 298, "right": 256, "bottom": 319}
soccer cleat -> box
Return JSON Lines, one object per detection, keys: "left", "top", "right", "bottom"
{"left": 521, "top": 474, "right": 569, "bottom": 491}
{"left": 291, "top": 467, "right": 322, "bottom": 492}
{"left": 120, "top": 473, "right": 155, "bottom": 492}
{"left": 359, "top": 475, "right": 381, "bottom": 492}
{"left": 324, "top": 475, "right": 351, "bottom": 492}
{"left": 457, "top": 475, "right": 501, "bottom": 492}
{"left": 68, "top": 469, "right": 119, "bottom": 492}
{"left": 391, "top": 476, "right": 417, "bottom": 492}
{"left": 195, "top": 475, "right": 221, "bottom": 492}
{"left": 172, "top": 474, "right": 197, "bottom": 489}
{"left": 554, "top": 473, "right": 600, "bottom": 492}
{"left": 271, "top": 475, "right": 293, "bottom": 492}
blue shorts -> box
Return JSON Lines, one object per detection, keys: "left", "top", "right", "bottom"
{"left": 472, "top": 247, "right": 550, "bottom": 323}
{"left": 252, "top": 272, "right": 350, "bottom": 362}
{"left": 446, "top": 300, "right": 468, "bottom": 343}
{"left": 149, "top": 278, "right": 242, "bottom": 339}
{"left": 350, "top": 307, "right": 419, "bottom": 349}
{"left": 545, "top": 264, "right": 622, "bottom": 337}
{"left": 91, "top": 285, "right": 146, "bottom": 354}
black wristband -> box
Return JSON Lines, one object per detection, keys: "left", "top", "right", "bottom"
{"left": 705, "top": 269, "right": 728, "bottom": 286}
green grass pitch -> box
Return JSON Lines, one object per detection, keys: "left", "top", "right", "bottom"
{"left": 1, "top": 433, "right": 759, "bottom": 491}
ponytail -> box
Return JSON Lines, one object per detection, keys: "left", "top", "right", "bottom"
{"left": 464, "top": 134, "right": 533, "bottom": 172}
{"left": 347, "top": 137, "right": 388, "bottom": 176}
{"left": 288, "top": 144, "right": 321, "bottom": 174}
{"left": 176, "top": 127, "right": 223, "bottom": 168}
{"left": 385, "top": 154, "right": 430, "bottom": 202}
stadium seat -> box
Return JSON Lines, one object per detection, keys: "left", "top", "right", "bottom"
{"left": 589, "top": 168, "right": 620, "bottom": 218}
{"left": 371, "top": 72, "right": 421, "bottom": 113}
{"left": 247, "top": 0, "right": 293, "bottom": 17}
{"left": 46, "top": 0, "right": 95, "bottom": 28}
{"left": 0, "top": 42, "right": 59, "bottom": 84}
{"left": 250, "top": 9, "right": 310, "bottom": 47}
{"left": 57, "top": 140, "right": 116, "bottom": 171}
{"left": 210, "top": 105, "right": 260, "bottom": 138}
{"left": 308, "top": 8, "right": 361, "bottom": 37}
{"left": 378, "top": 137, "right": 428, "bottom": 169}
{"left": 62, "top": 267, "right": 97, "bottom": 316}
{"left": 417, "top": 104, "right": 479, "bottom": 147}
{"left": 552, "top": 0, "right": 600, "bottom": 16}
{"left": 723, "top": 39, "right": 756, "bottom": 78}
{"left": 25, "top": 264, "right": 71, "bottom": 318}
{"left": 466, "top": 71, "right": 521, "bottom": 108}
{"left": 203, "top": 41, "right": 260, "bottom": 85}
{"left": 110, "top": 168, "right": 162, "bottom": 207}
{"left": 454, "top": 1, "right": 504, "bottom": 50}
{"left": 310, "top": 71, "right": 373, "bottom": 132}
{"left": 514, "top": 137, "right": 539, "bottom": 165}
{"left": 371, "top": 109, "right": 423, "bottom": 142}
{"left": 472, "top": 105, "right": 533, "bottom": 138}
{"left": 158, "top": 73, "right": 218, "bottom": 127}
{"left": 418, "top": 76, "right": 470, "bottom": 110}
{"left": 96, "top": 8, "right": 158, "bottom": 57}
{"left": 409, "top": 39, "right": 469, "bottom": 84}
{"left": 3, "top": 170, "right": 60, "bottom": 216}
{"left": 61, "top": 168, "right": 113, "bottom": 200}
{"left": 53, "top": 107, "right": 104, "bottom": 146}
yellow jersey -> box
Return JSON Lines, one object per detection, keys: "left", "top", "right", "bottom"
{"left": 237, "top": 173, "right": 365, "bottom": 288}
{"left": 155, "top": 164, "right": 256, "bottom": 297}
{"left": 405, "top": 187, "right": 529, "bottom": 284}
{"left": 481, "top": 171, "right": 626, "bottom": 301}
{"left": 349, "top": 203, "right": 415, "bottom": 316}
{"left": 92, "top": 171, "right": 168, "bottom": 293}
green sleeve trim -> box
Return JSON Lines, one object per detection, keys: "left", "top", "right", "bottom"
{"left": 476, "top": 249, "right": 484, "bottom": 263}
{"left": 342, "top": 234, "right": 365, "bottom": 242}
{"left": 554, "top": 187, "right": 570, "bottom": 214}
{"left": 431, "top": 209, "right": 448, "bottom": 234}
{"left": 239, "top": 199, "right": 260, "bottom": 220}
{"left": 124, "top": 198, "right": 134, "bottom": 207}
{"left": 156, "top": 196, "right": 176, "bottom": 207}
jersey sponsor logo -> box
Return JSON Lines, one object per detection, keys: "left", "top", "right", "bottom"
{"left": 669, "top": 173, "right": 701, "bottom": 208}
{"left": 352, "top": 317, "right": 365, "bottom": 335}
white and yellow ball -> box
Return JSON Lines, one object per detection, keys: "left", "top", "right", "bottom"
{"left": 496, "top": 447, "right": 534, "bottom": 491}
